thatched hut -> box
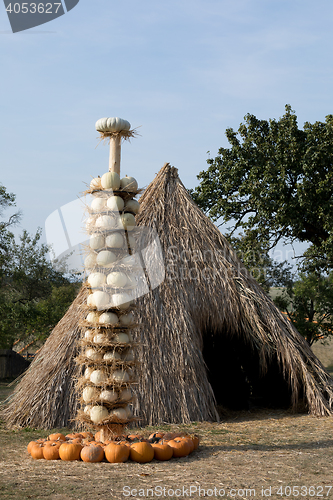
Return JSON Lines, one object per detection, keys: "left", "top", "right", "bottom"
{"left": 2, "top": 163, "right": 333, "bottom": 429}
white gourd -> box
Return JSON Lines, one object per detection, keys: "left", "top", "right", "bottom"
{"left": 90, "top": 369, "right": 108, "bottom": 385}
{"left": 87, "top": 294, "right": 96, "bottom": 307}
{"left": 113, "top": 332, "right": 130, "bottom": 343}
{"left": 90, "top": 405, "right": 109, "bottom": 423}
{"left": 91, "top": 197, "right": 106, "bottom": 211}
{"left": 84, "top": 405, "right": 93, "bottom": 415}
{"left": 95, "top": 117, "right": 131, "bottom": 133}
{"left": 96, "top": 215, "right": 116, "bottom": 230}
{"left": 84, "top": 253, "right": 97, "bottom": 269}
{"left": 110, "top": 407, "right": 128, "bottom": 419}
{"left": 107, "top": 196, "right": 125, "bottom": 211}
{"left": 121, "top": 213, "right": 136, "bottom": 231}
{"left": 85, "top": 348, "right": 103, "bottom": 361}
{"left": 84, "top": 366, "right": 94, "bottom": 380}
{"left": 90, "top": 234, "right": 105, "bottom": 250}
{"left": 105, "top": 232, "right": 124, "bottom": 248}
{"left": 90, "top": 177, "right": 102, "bottom": 190}
{"left": 106, "top": 271, "right": 128, "bottom": 288}
{"left": 120, "top": 175, "right": 138, "bottom": 192}
{"left": 96, "top": 250, "right": 117, "bottom": 267}
{"left": 100, "top": 389, "right": 118, "bottom": 403}
{"left": 92, "top": 290, "right": 110, "bottom": 309}
{"left": 103, "top": 351, "right": 122, "bottom": 361}
{"left": 86, "top": 311, "right": 100, "bottom": 323}
{"left": 86, "top": 216, "right": 95, "bottom": 229}
{"left": 83, "top": 386, "right": 99, "bottom": 403}
{"left": 119, "top": 388, "right": 132, "bottom": 401}
{"left": 119, "top": 312, "right": 135, "bottom": 326}
{"left": 99, "top": 311, "right": 119, "bottom": 325}
{"left": 93, "top": 333, "right": 106, "bottom": 344}
{"left": 84, "top": 330, "right": 95, "bottom": 341}
{"left": 88, "top": 272, "right": 106, "bottom": 288}
{"left": 101, "top": 171, "right": 121, "bottom": 190}
{"left": 111, "top": 370, "right": 130, "bottom": 383}
{"left": 111, "top": 293, "right": 132, "bottom": 310}
{"left": 124, "top": 199, "right": 140, "bottom": 214}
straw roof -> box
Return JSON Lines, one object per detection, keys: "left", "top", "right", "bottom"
{"left": 2, "top": 163, "right": 333, "bottom": 429}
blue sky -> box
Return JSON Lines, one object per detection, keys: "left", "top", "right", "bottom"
{"left": 1, "top": 0, "right": 333, "bottom": 265}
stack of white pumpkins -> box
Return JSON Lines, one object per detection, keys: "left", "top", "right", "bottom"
{"left": 79, "top": 170, "right": 140, "bottom": 427}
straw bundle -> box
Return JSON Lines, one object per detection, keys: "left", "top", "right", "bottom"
{"left": 2, "top": 163, "right": 333, "bottom": 430}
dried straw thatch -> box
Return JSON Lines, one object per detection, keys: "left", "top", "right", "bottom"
{"left": 2, "top": 163, "right": 333, "bottom": 429}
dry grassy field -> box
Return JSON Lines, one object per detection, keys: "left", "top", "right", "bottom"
{"left": 1, "top": 380, "right": 333, "bottom": 500}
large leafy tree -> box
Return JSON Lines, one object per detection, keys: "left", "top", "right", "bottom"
{"left": 0, "top": 185, "right": 81, "bottom": 349}
{"left": 191, "top": 105, "right": 333, "bottom": 271}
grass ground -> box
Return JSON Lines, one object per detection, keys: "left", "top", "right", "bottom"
{"left": 1, "top": 381, "right": 333, "bottom": 500}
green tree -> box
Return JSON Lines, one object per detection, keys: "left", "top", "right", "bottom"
{"left": 0, "top": 185, "right": 81, "bottom": 349}
{"left": 274, "top": 271, "right": 333, "bottom": 346}
{"left": 191, "top": 105, "right": 333, "bottom": 271}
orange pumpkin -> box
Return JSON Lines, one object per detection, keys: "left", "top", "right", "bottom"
{"left": 149, "top": 432, "right": 164, "bottom": 441}
{"left": 180, "top": 436, "right": 195, "bottom": 453}
{"left": 105, "top": 442, "right": 130, "bottom": 463}
{"left": 27, "top": 441, "right": 36, "bottom": 454}
{"left": 94, "top": 431, "right": 102, "bottom": 442}
{"left": 30, "top": 443, "right": 45, "bottom": 460}
{"left": 130, "top": 442, "right": 154, "bottom": 463}
{"left": 127, "top": 434, "right": 142, "bottom": 441}
{"left": 190, "top": 434, "right": 200, "bottom": 450}
{"left": 59, "top": 442, "right": 82, "bottom": 461}
{"left": 43, "top": 443, "right": 61, "bottom": 460}
{"left": 152, "top": 442, "right": 173, "bottom": 461}
{"left": 80, "top": 431, "right": 94, "bottom": 439}
{"left": 81, "top": 444, "right": 105, "bottom": 463}
{"left": 48, "top": 433, "right": 66, "bottom": 442}
{"left": 167, "top": 438, "right": 191, "bottom": 458}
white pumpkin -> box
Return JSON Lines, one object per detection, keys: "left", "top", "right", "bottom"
{"left": 122, "top": 349, "right": 135, "bottom": 362}
{"left": 111, "top": 370, "right": 130, "bottom": 383}
{"left": 90, "top": 177, "right": 101, "bottom": 190}
{"left": 96, "top": 117, "right": 131, "bottom": 133}
{"left": 113, "top": 332, "right": 130, "bottom": 343}
{"left": 85, "top": 216, "right": 95, "bottom": 229}
{"left": 105, "top": 232, "right": 124, "bottom": 248}
{"left": 119, "top": 312, "right": 135, "bottom": 326}
{"left": 90, "top": 369, "right": 108, "bottom": 385}
{"left": 120, "top": 175, "right": 138, "bottom": 192}
{"left": 99, "top": 311, "right": 119, "bottom": 325}
{"left": 83, "top": 386, "right": 99, "bottom": 403}
{"left": 106, "top": 271, "right": 128, "bottom": 288}
{"left": 101, "top": 171, "right": 121, "bottom": 190}
{"left": 88, "top": 272, "right": 106, "bottom": 288}
{"left": 125, "top": 405, "right": 133, "bottom": 419}
{"left": 111, "top": 292, "right": 132, "bottom": 310}
{"left": 91, "top": 197, "right": 106, "bottom": 212}
{"left": 96, "top": 250, "right": 117, "bottom": 268}
{"left": 83, "top": 405, "right": 93, "bottom": 416}
{"left": 90, "top": 405, "right": 109, "bottom": 423}
{"left": 92, "top": 290, "right": 110, "bottom": 309}
{"left": 86, "top": 311, "right": 99, "bottom": 323}
{"left": 120, "top": 213, "right": 136, "bottom": 231}
{"left": 103, "top": 350, "right": 122, "bottom": 361}
{"left": 85, "top": 348, "right": 103, "bottom": 361}
{"left": 84, "top": 330, "right": 95, "bottom": 341}
{"left": 84, "top": 253, "right": 97, "bottom": 269}
{"left": 110, "top": 407, "right": 128, "bottom": 420}
{"left": 119, "top": 388, "right": 132, "bottom": 402}
{"left": 93, "top": 333, "right": 106, "bottom": 344}
{"left": 90, "top": 234, "right": 105, "bottom": 250}
{"left": 87, "top": 294, "right": 96, "bottom": 307}
{"left": 124, "top": 199, "right": 140, "bottom": 214}
{"left": 107, "top": 196, "right": 125, "bottom": 211}
{"left": 95, "top": 215, "right": 116, "bottom": 230}
{"left": 100, "top": 389, "right": 118, "bottom": 403}
{"left": 84, "top": 366, "right": 94, "bottom": 380}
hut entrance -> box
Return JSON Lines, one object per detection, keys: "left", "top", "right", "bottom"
{"left": 202, "top": 329, "right": 293, "bottom": 411}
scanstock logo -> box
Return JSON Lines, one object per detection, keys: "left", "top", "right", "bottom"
{"left": 3, "top": 0, "right": 79, "bottom": 33}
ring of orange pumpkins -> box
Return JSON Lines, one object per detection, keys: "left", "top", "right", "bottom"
{"left": 27, "top": 431, "right": 200, "bottom": 463}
